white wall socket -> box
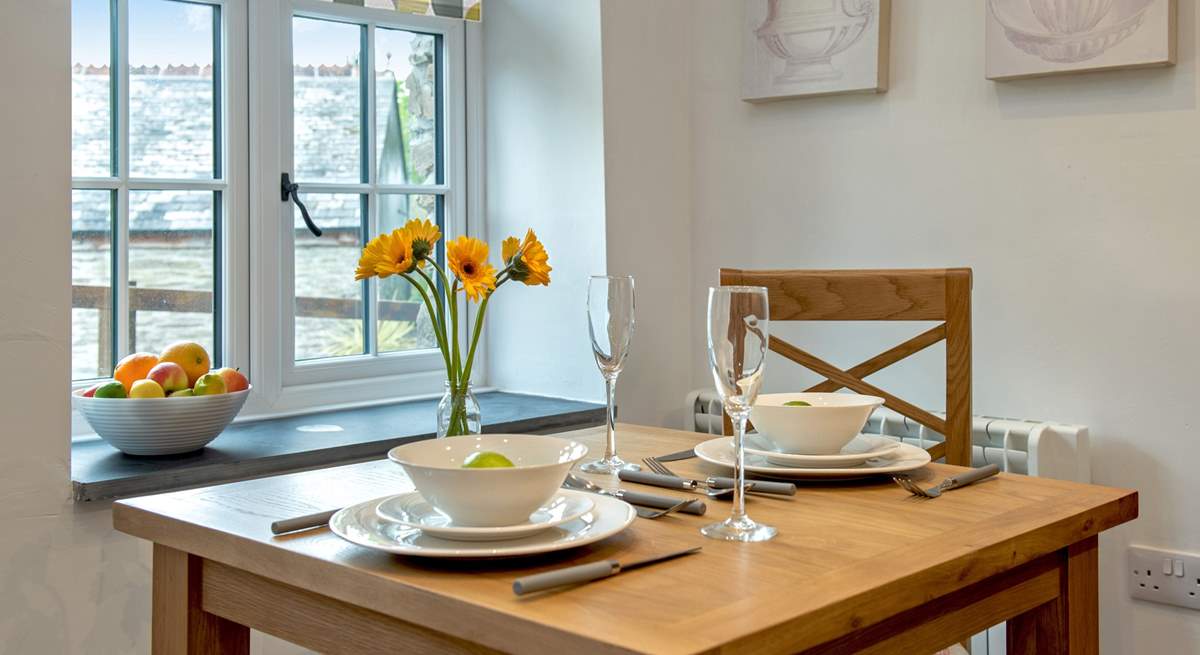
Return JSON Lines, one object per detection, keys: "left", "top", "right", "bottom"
{"left": 1128, "top": 545, "right": 1200, "bottom": 610}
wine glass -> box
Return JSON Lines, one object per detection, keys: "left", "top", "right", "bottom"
{"left": 702, "top": 285, "right": 777, "bottom": 542}
{"left": 581, "top": 275, "right": 639, "bottom": 474}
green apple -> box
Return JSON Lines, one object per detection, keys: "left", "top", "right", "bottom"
{"left": 169, "top": 389, "right": 194, "bottom": 398}
{"left": 193, "top": 373, "right": 227, "bottom": 396}
{"left": 93, "top": 381, "right": 127, "bottom": 399}
{"left": 462, "top": 451, "right": 515, "bottom": 469}
{"left": 783, "top": 400, "right": 812, "bottom": 407}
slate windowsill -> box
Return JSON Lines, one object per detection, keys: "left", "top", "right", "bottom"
{"left": 71, "top": 391, "right": 605, "bottom": 502}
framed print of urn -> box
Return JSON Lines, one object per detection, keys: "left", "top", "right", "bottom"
{"left": 986, "top": 0, "right": 1177, "bottom": 80}
{"left": 741, "top": 0, "right": 891, "bottom": 103}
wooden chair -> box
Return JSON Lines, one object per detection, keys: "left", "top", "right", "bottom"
{"left": 719, "top": 268, "right": 973, "bottom": 466}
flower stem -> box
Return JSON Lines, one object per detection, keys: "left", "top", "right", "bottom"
{"left": 401, "top": 272, "right": 452, "bottom": 379}
{"left": 449, "top": 279, "right": 461, "bottom": 381}
{"left": 461, "top": 294, "right": 489, "bottom": 383}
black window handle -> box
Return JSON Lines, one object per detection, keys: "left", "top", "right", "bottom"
{"left": 281, "top": 173, "right": 321, "bottom": 237}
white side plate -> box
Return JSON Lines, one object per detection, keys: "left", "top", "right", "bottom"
{"left": 744, "top": 434, "right": 901, "bottom": 468}
{"left": 330, "top": 492, "right": 635, "bottom": 558}
{"left": 695, "top": 436, "right": 931, "bottom": 478}
{"left": 375, "top": 490, "right": 594, "bottom": 542}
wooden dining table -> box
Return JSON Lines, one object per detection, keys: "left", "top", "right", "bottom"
{"left": 113, "top": 423, "right": 1137, "bottom": 654}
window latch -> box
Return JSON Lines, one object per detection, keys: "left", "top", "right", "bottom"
{"left": 281, "top": 173, "right": 321, "bottom": 237}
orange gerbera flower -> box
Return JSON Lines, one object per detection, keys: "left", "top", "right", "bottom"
{"left": 447, "top": 236, "right": 497, "bottom": 302}
{"left": 373, "top": 229, "right": 417, "bottom": 278}
{"left": 404, "top": 218, "right": 441, "bottom": 263}
{"left": 355, "top": 232, "right": 391, "bottom": 280}
{"left": 503, "top": 229, "right": 552, "bottom": 286}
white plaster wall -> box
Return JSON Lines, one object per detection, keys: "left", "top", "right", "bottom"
{"left": 483, "top": 0, "right": 607, "bottom": 403}
{"left": 682, "top": 0, "right": 1200, "bottom": 652}
{"left": 0, "top": 2, "right": 157, "bottom": 653}
{"left": 598, "top": 0, "right": 695, "bottom": 429}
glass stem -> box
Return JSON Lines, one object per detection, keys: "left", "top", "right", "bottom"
{"left": 732, "top": 412, "right": 748, "bottom": 523}
{"left": 604, "top": 375, "right": 618, "bottom": 461}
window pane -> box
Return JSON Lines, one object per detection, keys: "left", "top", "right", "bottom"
{"left": 293, "top": 18, "right": 362, "bottom": 184}
{"left": 73, "top": 190, "right": 114, "bottom": 380}
{"left": 72, "top": 0, "right": 112, "bottom": 177}
{"left": 129, "top": 0, "right": 215, "bottom": 179}
{"left": 377, "top": 195, "right": 439, "bottom": 354}
{"left": 375, "top": 28, "right": 438, "bottom": 186}
{"left": 128, "top": 190, "right": 216, "bottom": 357}
{"left": 295, "top": 194, "right": 365, "bottom": 361}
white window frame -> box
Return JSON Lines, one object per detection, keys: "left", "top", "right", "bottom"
{"left": 245, "top": 0, "right": 481, "bottom": 417}
{"left": 69, "top": 0, "right": 250, "bottom": 391}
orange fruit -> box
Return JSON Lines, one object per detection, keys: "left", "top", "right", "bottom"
{"left": 114, "top": 352, "right": 160, "bottom": 391}
{"left": 159, "top": 341, "right": 211, "bottom": 387}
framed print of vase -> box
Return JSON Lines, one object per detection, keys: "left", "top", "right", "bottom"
{"left": 741, "top": 0, "right": 891, "bottom": 103}
{"left": 986, "top": 0, "right": 1177, "bottom": 80}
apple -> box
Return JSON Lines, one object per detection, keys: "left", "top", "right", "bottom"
{"left": 129, "top": 379, "right": 166, "bottom": 398}
{"left": 169, "top": 389, "right": 194, "bottom": 398}
{"left": 81, "top": 382, "right": 104, "bottom": 398}
{"left": 211, "top": 367, "right": 249, "bottom": 393}
{"left": 193, "top": 373, "right": 227, "bottom": 396}
{"left": 147, "top": 362, "right": 189, "bottom": 393}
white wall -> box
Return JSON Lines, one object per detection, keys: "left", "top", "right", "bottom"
{"left": 483, "top": 0, "right": 607, "bottom": 403}
{"left": 599, "top": 0, "right": 695, "bottom": 428}
{"left": 680, "top": 0, "right": 1200, "bottom": 652}
{"left": 0, "top": 2, "right": 156, "bottom": 653}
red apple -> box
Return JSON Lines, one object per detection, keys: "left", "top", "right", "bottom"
{"left": 147, "top": 362, "right": 189, "bottom": 393}
{"left": 212, "top": 367, "right": 249, "bottom": 393}
{"left": 81, "top": 382, "right": 103, "bottom": 397}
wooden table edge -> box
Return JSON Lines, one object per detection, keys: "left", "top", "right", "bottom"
{"left": 114, "top": 482, "right": 1137, "bottom": 655}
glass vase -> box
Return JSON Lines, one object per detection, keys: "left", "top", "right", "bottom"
{"left": 437, "top": 381, "right": 481, "bottom": 438}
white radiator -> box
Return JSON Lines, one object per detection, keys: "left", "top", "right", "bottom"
{"left": 684, "top": 390, "right": 1092, "bottom": 654}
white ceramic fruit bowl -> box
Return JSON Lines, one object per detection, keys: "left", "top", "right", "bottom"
{"left": 72, "top": 386, "right": 251, "bottom": 456}
{"left": 750, "top": 392, "right": 884, "bottom": 455}
{"left": 387, "top": 434, "right": 589, "bottom": 528}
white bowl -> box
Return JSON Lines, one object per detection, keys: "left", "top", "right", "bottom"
{"left": 73, "top": 386, "right": 251, "bottom": 456}
{"left": 750, "top": 392, "right": 884, "bottom": 455}
{"left": 387, "top": 435, "right": 588, "bottom": 528}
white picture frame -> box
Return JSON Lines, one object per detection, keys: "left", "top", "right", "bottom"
{"left": 742, "top": 0, "right": 891, "bottom": 103}
{"left": 985, "top": 0, "right": 1177, "bottom": 80}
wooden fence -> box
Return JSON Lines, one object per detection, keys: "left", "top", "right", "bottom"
{"left": 72, "top": 285, "right": 422, "bottom": 371}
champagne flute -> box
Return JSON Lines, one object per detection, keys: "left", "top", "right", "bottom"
{"left": 581, "top": 275, "right": 639, "bottom": 474}
{"left": 702, "top": 286, "right": 776, "bottom": 542}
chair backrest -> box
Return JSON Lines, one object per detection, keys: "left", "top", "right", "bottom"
{"left": 718, "top": 268, "right": 973, "bottom": 466}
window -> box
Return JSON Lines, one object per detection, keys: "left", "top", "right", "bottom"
{"left": 70, "top": 0, "right": 470, "bottom": 411}
{"left": 268, "top": 1, "right": 468, "bottom": 398}
{"left": 71, "top": 0, "right": 242, "bottom": 382}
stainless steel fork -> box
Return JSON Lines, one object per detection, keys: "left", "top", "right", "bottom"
{"left": 641, "top": 457, "right": 739, "bottom": 498}
{"left": 893, "top": 464, "right": 1000, "bottom": 499}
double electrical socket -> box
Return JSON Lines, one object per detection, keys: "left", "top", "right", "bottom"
{"left": 1129, "top": 545, "right": 1200, "bottom": 610}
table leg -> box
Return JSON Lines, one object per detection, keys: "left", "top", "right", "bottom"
{"left": 153, "top": 544, "right": 250, "bottom": 655}
{"left": 1006, "top": 536, "right": 1099, "bottom": 654}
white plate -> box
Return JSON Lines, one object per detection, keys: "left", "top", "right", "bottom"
{"left": 744, "top": 434, "right": 901, "bottom": 468}
{"left": 374, "top": 490, "right": 595, "bottom": 542}
{"left": 694, "top": 436, "right": 931, "bottom": 479}
{"left": 330, "top": 492, "right": 635, "bottom": 558}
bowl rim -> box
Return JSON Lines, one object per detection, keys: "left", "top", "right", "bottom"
{"left": 73, "top": 385, "right": 253, "bottom": 401}
{"left": 387, "top": 434, "right": 589, "bottom": 472}
{"left": 754, "top": 392, "right": 884, "bottom": 408}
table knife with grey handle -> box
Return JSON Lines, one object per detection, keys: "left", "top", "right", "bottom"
{"left": 270, "top": 508, "right": 339, "bottom": 535}
{"left": 563, "top": 474, "right": 707, "bottom": 515}
{"left": 619, "top": 470, "right": 796, "bottom": 496}
{"left": 653, "top": 448, "right": 697, "bottom": 462}
{"left": 512, "top": 546, "right": 702, "bottom": 596}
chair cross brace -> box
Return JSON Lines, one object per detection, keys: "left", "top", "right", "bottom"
{"left": 768, "top": 323, "right": 952, "bottom": 462}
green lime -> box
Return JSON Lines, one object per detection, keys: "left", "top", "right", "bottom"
{"left": 462, "top": 451, "right": 516, "bottom": 468}
{"left": 783, "top": 400, "right": 812, "bottom": 407}
{"left": 94, "top": 381, "right": 127, "bottom": 399}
